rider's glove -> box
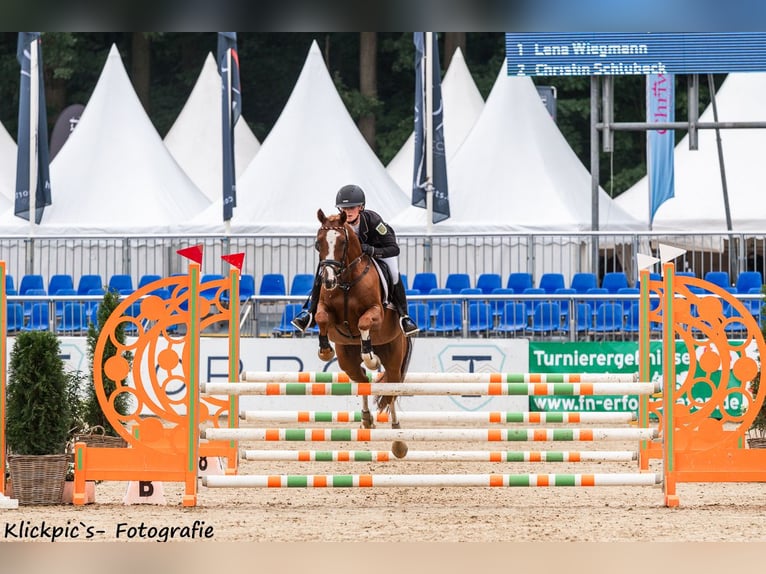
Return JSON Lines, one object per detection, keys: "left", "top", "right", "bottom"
{"left": 361, "top": 244, "right": 376, "bottom": 257}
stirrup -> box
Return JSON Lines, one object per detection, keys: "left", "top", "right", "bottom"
{"left": 400, "top": 316, "right": 419, "bottom": 336}
{"left": 291, "top": 310, "right": 313, "bottom": 332}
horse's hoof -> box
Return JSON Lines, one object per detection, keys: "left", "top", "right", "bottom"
{"left": 318, "top": 347, "right": 335, "bottom": 361}
{"left": 362, "top": 354, "right": 380, "bottom": 370}
{"left": 391, "top": 441, "right": 408, "bottom": 459}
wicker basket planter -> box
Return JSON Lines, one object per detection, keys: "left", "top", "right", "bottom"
{"left": 73, "top": 426, "right": 128, "bottom": 449}
{"left": 8, "top": 454, "right": 68, "bottom": 505}
{"left": 747, "top": 436, "right": 766, "bottom": 449}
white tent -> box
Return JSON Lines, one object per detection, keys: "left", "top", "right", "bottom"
{"left": 386, "top": 47, "right": 484, "bottom": 195}
{"left": 164, "top": 52, "right": 261, "bottom": 203}
{"left": 392, "top": 60, "right": 644, "bottom": 233}
{"left": 0, "top": 120, "right": 16, "bottom": 205}
{"left": 616, "top": 73, "right": 766, "bottom": 232}
{"left": 183, "top": 40, "right": 411, "bottom": 234}
{"left": 29, "top": 44, "right": 210, "bottom": 235}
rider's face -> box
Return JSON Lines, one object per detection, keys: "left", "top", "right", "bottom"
{"left": 340, "top": 205, "right": 362, "bottom": 223}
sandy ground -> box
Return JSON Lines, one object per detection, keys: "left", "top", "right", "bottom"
{"left": 4, "top": 432, "right": 765, "bottom": 545}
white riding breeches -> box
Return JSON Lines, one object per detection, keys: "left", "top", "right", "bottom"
{"left": 381, "top": 256, "right": 400, "bottom": 283}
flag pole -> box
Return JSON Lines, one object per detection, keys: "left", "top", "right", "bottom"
{"left": 425, "top": 32, "right": 434, "bottom": 237}
{"left": 28, "top": 38, "right": 38, "bottom": 239}
{"left": 224, "top": 46, "right": 233, "bottom": 237}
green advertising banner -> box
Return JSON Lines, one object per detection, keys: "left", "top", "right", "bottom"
{"left": 528, "top": 341, "right": 747, "bottom": 416}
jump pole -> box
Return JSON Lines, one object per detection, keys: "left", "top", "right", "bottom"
{"left": 203, "top": 381, "right": 660, "bottom": 397}
{"left": 241, "top": 371, "right": 639, "bottom": 383}
{"left": 204, "top": 472, "right": 662, "bottom": 488}
{"left": 240, "top": 410, "right": 636, "bottom": 424}
{"left": 203, "top": 427, "right": 658, "bottom": 442}
{"left": 241, "top": 449, "right": 638, "bottom": 463}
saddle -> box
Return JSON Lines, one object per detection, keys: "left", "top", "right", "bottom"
{"left": 369, "top": 258, "right": 395, "bottom": 309}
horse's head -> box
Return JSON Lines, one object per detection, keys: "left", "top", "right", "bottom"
{"left": 316, "top": 208, "right": 354, "bottom": 291}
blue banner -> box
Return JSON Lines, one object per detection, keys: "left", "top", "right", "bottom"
{"left": 14, "top": 32, "right": 51, "bottom": 224}
{"left": 218, "top": 32, "right": 241, "bottom": 222}
{"left": 412, "top": 32, "right": 450, "bottom": 223}
{"left": 646, "top": 73, "right": 675, "bottom": 223}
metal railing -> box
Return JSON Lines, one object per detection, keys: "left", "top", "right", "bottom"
{"left": 1, "top": 230, "right": 765, "bottom": 292}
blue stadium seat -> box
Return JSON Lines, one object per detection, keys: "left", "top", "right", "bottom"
{"left": 493, "top": 301, "right": 527, "bottom": 335}
{"left": 412, "top": 272, "right": 439, "bottom": 294}
{"left": 138, "top": 274, "right": 162, "bottom": 289}
{"left": 77, "top": 274, "right": 104, "bottom": 296}
{"left": 108, "top": 274, "right": 134, "bottom": 295}
{"left": 431, "top": 303, "right": 462, "bottom": 334}
{"left": 259, "top": 273, "right": 287, "bottom": 296}
{"left": 522, "top": 287, "right": 545, "bottom": 318}
{"left": 5, "top": 274, "right": 17, "bottom": 296}
{"left": 445, "top": 273, "right": 471, "bottom": 294}
{"left": 427, "top": 288, "right": 453, "bottom": 318}
{"left": 538, "top": 273, "right": 565, "bottom": 294}
{"left": 468, "top": 302, "right": 493, "bottom": 334}
{"left": 290, "top": 274, "right": 315, "bottom": 296}
{"left": 272, "top": 304, "right": 304, "bottom": 336}
{"left": 529, "top": 301, "right": 562, "bottom": 334}
{"left": 6, "top": 303, "right": 24, "bottom": 333}
{"left": 54, "top": 288, "right": 78, "bottom": 319}
{"left": 57, "top": 302, "right": 88, "bottom": 334}
{"left": 570, "top": 272, "right": 598, "bottom": 294}
{"left": 19, "top": 274, "right": 44, "bottom": 295}
{"left": 554, "top": 288, "right": 576, "bottom": 323}
{"left": 560, "top": 302, "right": 592, "bottom": 335}
{"left": 506, "top": 273, "right": 533, "bottom": 293}
{"left": 221, "top": 273, "right": 256, "bottom": 305}
{"left": 200, "top": 274, "right": 225, "bottom": 301}
{"left": 476, "top": 273, "right": 502, "bottom": 295}
{"left": 735, "top": 271, "right": 763, "bottom": 294}
{"left": 408, "top": 302, "right": 431, "bottom": 334}
{"left": 22, "top": 288, "right": 46, "bottom": 318}
{"left": 591, "top": 302, "right": 624, "bottom": 334}
{"left": 48, "top": 274, "right": 74, "bottom": 295}
{"left": 489, "top": 287, "right": 514, "bottom": 318}
{"left": 22, "top": 303, "right": 50, "bottom": 331}
{"left": 704, "top": 271, "right": 731, "bottom": 290}
{"left": 601, "top": 272, "right": 629, "bottom": 293}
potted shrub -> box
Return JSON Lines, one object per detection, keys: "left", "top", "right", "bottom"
{"left": 6, "top": 330, "right": 71, "bottom": 504}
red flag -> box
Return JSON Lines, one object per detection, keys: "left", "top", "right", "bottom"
{"left": 221, "top": 252, "right": 244, "bottom": 271}
{"left": 177, "top": 244, "right": 203, "bottom": 264}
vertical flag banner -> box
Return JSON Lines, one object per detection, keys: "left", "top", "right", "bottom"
{"left": 412, "top": 32, "right": 450, "bottom": 223}
{"left": 218, "top": 32, "right": 241, "bottom": 222}
{"left": 647, "top": 73, "right": 675, "bottom": 224}
{"left": 15, "top": 32, "right": 52, "bottom": 224}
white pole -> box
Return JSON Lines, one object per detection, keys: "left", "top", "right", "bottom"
{"left": 29, "top": 38, "right": 38, "bottom": 234}
{"left": 425, "top": 32, "right": 434, "bottom": 235}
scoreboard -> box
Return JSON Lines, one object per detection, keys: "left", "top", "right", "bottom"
{"left": 505, "top": 33, "right": 766, "bottom": 76}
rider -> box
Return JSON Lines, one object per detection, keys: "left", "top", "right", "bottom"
{"left": 291, "top": 184, "right": 419, "bottom": 336}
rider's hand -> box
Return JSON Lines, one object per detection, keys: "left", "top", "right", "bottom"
{"left": 361, "top": 244, "right": 376, "bottom": 257}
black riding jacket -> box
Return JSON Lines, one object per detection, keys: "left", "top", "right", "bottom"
{"left": 353, "top": 209, "right": 400, "bottom": 259}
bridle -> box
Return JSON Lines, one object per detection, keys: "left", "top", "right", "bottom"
{"left": 316, "top": 222, "right": 373, "bottom": 338}
{"left": 317, "top": 224, "right": 370, "bottom": 292}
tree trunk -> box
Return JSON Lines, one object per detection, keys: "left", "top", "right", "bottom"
{"left": 443, "top": 32, "right": 466, "bottom": 69}
{"left": 131, "top": 33, "right": 151, "bottom": 114}
{"left": 358, "top": 32, "right": 377, "bottom": 151}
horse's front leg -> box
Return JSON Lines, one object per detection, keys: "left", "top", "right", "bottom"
{"left": 357, "top": 305, "right": 382, "bottom": 370}
{"left": 314, "top": 303, "right": 335, "bottom": 362}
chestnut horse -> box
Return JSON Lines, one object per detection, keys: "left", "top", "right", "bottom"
{"left": 313, "top": 209, "right": 413, "bottom": 457}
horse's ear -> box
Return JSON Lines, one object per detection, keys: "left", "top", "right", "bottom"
{"left": 339, "top": 210, "right": 347, "bottom": 225}
{"left": 317, "top": 209, "right": 326, "bottom": 223}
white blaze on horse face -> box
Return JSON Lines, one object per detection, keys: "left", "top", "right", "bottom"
{"left": 322, "top": 229, "right": 341, "bottom": 286}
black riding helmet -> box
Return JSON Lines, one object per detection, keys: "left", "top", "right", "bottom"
{"left": 336, "top": 184, "right": 366, "bottom": 209}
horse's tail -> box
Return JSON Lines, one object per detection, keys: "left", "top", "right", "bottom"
{"left": 376, "top": 337, "right": 413, "bottom": 412}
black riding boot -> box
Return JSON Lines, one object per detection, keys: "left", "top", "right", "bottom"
{"left": 391, "top": 278, "right": 419, "bottom": 336}
{"left": 291, "top": 276, "right": 321, "bottom": 332}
